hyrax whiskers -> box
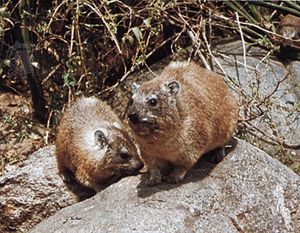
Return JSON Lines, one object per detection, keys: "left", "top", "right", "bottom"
{"left": 55, "top": 97, "right": 143, "bottom": 191}
{"left": 128, "top": 61, "right": 238, "bottom": 186}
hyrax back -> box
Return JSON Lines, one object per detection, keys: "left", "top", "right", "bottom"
{"left": 56, "top": 97, "right": 143, "bottom": 191}
{"left": 128, "top": 61, "right": 238, "bottom": 185}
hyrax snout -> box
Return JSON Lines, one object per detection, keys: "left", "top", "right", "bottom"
{"left": 128, "top": 61, "right": 238, "bottom": 186}
{"left": 56, "top": 97, "right": 143, "bottom": 191}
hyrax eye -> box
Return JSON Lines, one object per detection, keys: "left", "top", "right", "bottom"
{"left": 148, "top": 97, "right": 158, "bottom": 106}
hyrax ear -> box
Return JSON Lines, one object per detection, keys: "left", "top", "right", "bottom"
{"left": 132, "top": 82, "right": 140, "bottom": 93}
{"left": 94, "top": 130, "right": 107, "bottom": 149}
{"left": 167, "top": 80, "right": 180, "bottom": 96}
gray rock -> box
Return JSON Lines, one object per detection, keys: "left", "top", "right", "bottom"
{"left": 215, "top": 41, "right": 299, "bottom": 139}
{"left": 212, "top": 41, "right": 300, "bottom": 163}
{"left": 30, "top": 140, "right": 300, "bottom": 233}
{"left": 0, "top": 146, "right": 78, "bottom": 233}
{"left": 290, "top": 61, "right": 300, "bottom": 85}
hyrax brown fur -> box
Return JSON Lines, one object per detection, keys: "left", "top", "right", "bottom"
{"left": 128, "top": 61, "right": 238, "bottom": 185}
{"left": 56, "top": 97, "right": 143, "bottom": 191}
{"left": 278, "top": 14, "right": 300, "bottom": 40}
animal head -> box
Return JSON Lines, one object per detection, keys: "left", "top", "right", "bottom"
{"left": 85, "top": 124, "right": 143, "bottom": 183}
{"left": 278, "top": 15, "right": 300, "bottom": 40}
{"left": 127, "top": 80, "right": 181, "bottom": 138}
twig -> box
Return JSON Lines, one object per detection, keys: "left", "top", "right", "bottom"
{"left": 285, "top": 1, "right": 300, "bottom": 12}
{"left": 226, "top": 1, "right": 257, "bottom": 24}
{"left": 213, "top": 13, "right": 295, "bottom": 41}
{"left": 76, "top": 73, "right": 92, "bottom": 92}
{"left": 214, "top": 52, "right": 255, "bottom": 71}
{"left": 201, "top": 17, "right": 214, "bottom": 70}
{"left": 83, "top": 2, "right": 122, "bottom": 54}
{"left": 75, "top": 0, "right": 88, "bottom": 78}
{"left": 121, "top": 34, "right": 177, "bottom": 80}
{"left": 42, "top": 64, "right": 61, "bottom": 84}
{"left": 45, "top": 109, "right": 53, "bottom": 145}
{"left": 46, "top": 0, "right": 70, "bottom": 32}
{"left": 0, "top": 83, "right": 23, "bottom": 95}
{"left": 176, "top": 9, "right": 211, "bottom": 70}
{"left": 255, "top": 49, "right": 273, "bottom": 71}
{"left": 187, "top": 30, "right": 211, "bottom": 71}
{"left": 99, "top": 34, "right": 177, "bottom": 95}
{"left": 144, "top": 62, "right": 156, "bottom": 77}
{"left": 250, "top": 1, "right": 300, "bottom": 17}
{"left": 245, "top": 121, "right": 300, "bottom": 150}
{"left": 235, "top": 12, "right": 248, "bottom": 74}
{"left": 69, "top": 14, "right": 75, "bottom": 58}
{"left": 257, "top": 71, "right": 290, "bottom": 108}
{"left": 237, "top": 20, "right": 297, "bottom": 41}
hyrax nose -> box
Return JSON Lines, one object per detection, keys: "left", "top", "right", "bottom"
{"left": 119, "top": 147, "right": 131, "bottom": 160}
{"left": 128, "top": 112, "right": 139, "bottom": 124}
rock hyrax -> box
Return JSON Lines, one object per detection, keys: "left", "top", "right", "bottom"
{"left": 128, "top": 61, "right": 238, "bottom": 185}
{"left": 278, "top": 14, "right": 300, "bottom": 40}
{"left": 56, "top": 97, "right": 143, "bottom": 191}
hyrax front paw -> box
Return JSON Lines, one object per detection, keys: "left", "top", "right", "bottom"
{"left": 163, "top": 167, "right": 187, "bottom": 183}
{"left": 146, "top": 168, "right": 162, "bottom": 186}
{"left": 146, "top": 177, "right": 162, "bottom": 186}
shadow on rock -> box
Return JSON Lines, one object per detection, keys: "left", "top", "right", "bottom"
{"left": 136, "top": 151, "right": 220, "bottom": 198}
{"left": 63, "top": 181, "right": 96, "bottom": 201}
{"left": 137, "top": 138, "right": 238, "bottom": 198}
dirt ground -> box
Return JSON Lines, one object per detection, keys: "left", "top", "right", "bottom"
{"left": 0, "top": 91, "right": 53, "bottom": 176}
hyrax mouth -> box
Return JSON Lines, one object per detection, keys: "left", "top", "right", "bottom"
{"left": 128, "top": 112, "right": 140, "bottom": 125}
{"left": 128, "top": 112, "right": 149, "bottom": 125}
{"left": 128, "top": 113, "right": 158, "bottom": 135}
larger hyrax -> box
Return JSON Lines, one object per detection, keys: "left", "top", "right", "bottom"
{"left": 128, "top": 61, "right": 238, "bottom": 185}
{"left": 56, "top": 97, "right": 143, "bottom": 191}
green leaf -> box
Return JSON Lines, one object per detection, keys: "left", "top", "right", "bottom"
{"left": 63, "top": 73, "right": 76, "bottom": 87}
{"left": 0, "top": 7, "right": 7, "bottom": 17}
{"left": 128, "top": 35, "right": 134, "bottom": 45}
{"left": 3, "top": 59, "right": 11, "bottom": 67}
{"left": 143, "top": 18, "right": 151, "bottom": 28}
{"left": 132, "top": 27, "right": 142, "bottom": 41}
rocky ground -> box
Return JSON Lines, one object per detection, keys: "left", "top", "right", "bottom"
{"left": 1, "top": 140, "right": 299, "bottom": 233}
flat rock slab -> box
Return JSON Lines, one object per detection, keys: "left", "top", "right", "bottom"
{"left": 0, "top": 146, "right": 77, "bottom": 233}
{"left": 30, "top": 140, "right": 300, "bottom": 233}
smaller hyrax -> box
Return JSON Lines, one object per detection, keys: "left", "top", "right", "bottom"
{"left": 128, "top": 61, "right": 238, "bottom": 185}
{"left": 56, "top": 97, "right": 143, "bottom": 191}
